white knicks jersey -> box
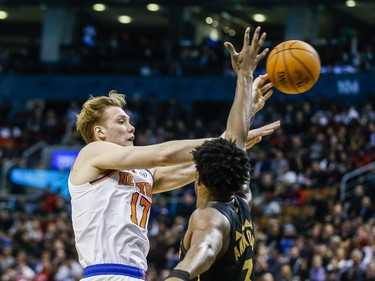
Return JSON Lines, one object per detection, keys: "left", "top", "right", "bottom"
{"left": 68, "top": 169, "right": 154, "bottom": 271}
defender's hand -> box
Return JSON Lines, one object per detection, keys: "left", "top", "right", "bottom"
{"left": 252, "top": 73, "right": 274, "bottom": 113}
{"left": 224, "top": 26, "right": 268, "bottom": 76}
{"left": 245, "top": 120, "right": 281, "bottom": 149}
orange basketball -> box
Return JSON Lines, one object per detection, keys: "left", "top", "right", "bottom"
{"left": 266, "top": 40, "right": 321, "bottom": 94}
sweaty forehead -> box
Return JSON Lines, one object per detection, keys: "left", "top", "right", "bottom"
{"left": 103, "top": 106, "right": 128, "bottom": 121}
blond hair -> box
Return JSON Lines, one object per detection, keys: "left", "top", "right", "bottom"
{"left": 76, "top": 90, "right": 126, "bottom": 143}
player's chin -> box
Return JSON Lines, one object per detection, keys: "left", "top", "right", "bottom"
{"left": 125, "top": 140, "right": 134, "bottom": 146}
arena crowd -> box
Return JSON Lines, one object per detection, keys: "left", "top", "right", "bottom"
{"left": 0, "top": 93, "right": 374, "bottom": 280}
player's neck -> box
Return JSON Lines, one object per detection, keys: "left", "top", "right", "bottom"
{"left": 197, "top": 186, "right": 234, "bottom": 208}
{"left": 198, "top": 195, "right": 234, "bottom": 208}
{"left": 209, "top": 195, "right": 234, "bottom": 205}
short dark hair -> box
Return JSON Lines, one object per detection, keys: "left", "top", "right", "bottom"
{"left": 192, "top": 138, "right": 250, "bottom": 195}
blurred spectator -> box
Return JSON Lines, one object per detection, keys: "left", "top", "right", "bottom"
{"left": 38, "top": 186, "right": 58, "bottom": 214}
{"left": 258, "top": 272, "right": 275, "bottom": 281}
{"left": 358, "top": 196, "right": 374, "bottom": 221}
{"left": 365, "top": 260, "right": 375, "bottom": 281}
{"left": 174, "top": 191, "right": 196, "bottom": 218}
{"left": 348, "top": 184, "right": 366, "bottom": 217}
{"left": 309, "top": 255, "right": 326, "bottom": 281}
{"left": 0, "top": 209, "right": 13, "bottom": 233}
{"left": 279, "top": 263, "right": 293, "bottom": 281}
{"left": 339, "top": 248, "right": 367, "bottom": 281}
{"left": 54, "top": 258, "right": 83, "bottom": 281}
{"left": 253, "top": 150, "right": 272, "bottom": 179}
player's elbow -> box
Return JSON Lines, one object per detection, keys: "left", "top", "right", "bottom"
{"left": 152, "top": 145, "right": 181, "bottom": 166}
{"left": 151, "top": 152, "right": 170, "bottom": 166}
{"left": 199, "top": 244, "right": 218, "bottom": 272}
{"left": 154, "top": 142, "right": 189, "bottom": 166}
{"left": 205, "top": 248, "right": 217, "bottom": 269}
{"left": 183, "top": 242, "right": 219, "bottom": 277}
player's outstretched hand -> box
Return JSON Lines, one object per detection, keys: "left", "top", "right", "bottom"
{"left": 252, "top": 73, "right": 274, "bottom": 113}
{"left": 220, "top": 120, "right": 281, "bottom": 149}
{"left": 245, "top": 120, "right": 281, "bottom": 149}
{"left": 224, "top": 26, "right": 268, "bottom": 76}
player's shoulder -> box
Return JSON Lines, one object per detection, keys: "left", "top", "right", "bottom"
{"left": 71, "top": 142, "right": 109, "bottom": 174}
{"left": 189, "top": 207, "right": 231, "bottom": 232}
{"left": 81, "top": 140, "right": 117, "bottom": 151}
{"left": 77, "top": 141, "right": 121, "bottom": 159}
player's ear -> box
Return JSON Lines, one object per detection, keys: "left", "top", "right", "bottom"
{"left": 94, "top": 125, "right": 106, "bottom": 140}
{"left": 196, "top": 171, "right": 202, "bottom": 186}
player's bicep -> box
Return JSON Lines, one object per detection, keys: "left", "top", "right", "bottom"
{"left": 81, "top": 141, "right": 162, "bottom": 170}
{"left": 177, "top": 209, "right": 230, "bottom": 277}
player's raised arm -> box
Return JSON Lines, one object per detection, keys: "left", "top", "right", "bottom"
{"left": 224, "top": 26, "right": 268, "bottom": 148}
{"left": 165, "top": 26, "right": 268, "bottom": 281}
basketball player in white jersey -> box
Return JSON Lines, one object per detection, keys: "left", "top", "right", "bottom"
{"left": 68, "top": 26, "right": 279, "bottom": 281}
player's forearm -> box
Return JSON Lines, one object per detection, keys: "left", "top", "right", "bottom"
{"left": 225, "top": 72, "right": 253, "bottom": 148}
{"left": 156, "top": 138, "right": 211, "bottom": 166}
{"left": 170, "top": 244, "right": 217, "bottom": 280}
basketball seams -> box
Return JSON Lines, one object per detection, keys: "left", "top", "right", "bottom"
{"left": 282, "top": 49, "right": 299, "bottom": 93}
{"left": 288, "top": 50, "right": 317, "bottom": 84}
{"left": 289, "top": 40, "right": 320, "bottom": 85}
{"left": 268, "top": 48, "right": 319, "bottom": 61}
{"left": 267, "top": 40, "right": 319, "bottom": 61}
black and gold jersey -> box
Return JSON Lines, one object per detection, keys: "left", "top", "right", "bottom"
{"left": 180, "top": 195, "right": 255, "bottom": 281}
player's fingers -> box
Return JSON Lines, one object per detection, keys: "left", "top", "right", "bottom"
{"left": 252, "top": 136, "right": 263, "bottom": 146}
{"left": 257, "top": 48, "right": 269, "bottom": 62}
{"left": 253, "top": 77, "right": 269, "bottom": 95}
{"left": 243, "top": 27, "right": 250, "bottom": 50}
{"left": 248, "top": 127, "right": 273, "bottom": 139}
{"left": 263, "top": 90, "right": 274, "bottom": 101}
{"left": 257, "top": 73, "right": 269, "bottom": 81}
{"left": 259, "top": 129, "right": 275, "bottom": 137}
{"left": 257, "top": 74, "right": 270, "bottom": 86}
{"left": 253, "top": 75, "right": 262, "bottom": 85}
{"left": 247, "top": 121, "right": 280, "bottom": 138}
{"left": 224, "top": 42, "right": 236, "bottom": 56}
{"left": 250, "top": 27, "right": 261, "bottom": 49}
{"left": 261, "top": 82, "right": 273, "bottom": 92}
{"left": 246, "top": 137, "right": 262, "bottom": 149}
{"left": 258, "top": 32, "right": 267, "bottom": 48}
{"left": 262, "top": 120, "right": 281, "bottom": 130}
{"left": 248, "top": 128, "right": 273, "bottom": 144}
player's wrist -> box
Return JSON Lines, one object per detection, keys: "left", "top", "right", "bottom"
{"left": 237, "top": 70, "right": 253, "bottom": 78}
{"left": 237, "top": 73, "right": 253, "bottom": 84}
{"left": 166, "top": 269, "right": 190, "bottom": 280}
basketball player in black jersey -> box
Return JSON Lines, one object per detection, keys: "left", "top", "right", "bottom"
{"left": 165, "top": 27, "right": 275, "bottom": 281}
